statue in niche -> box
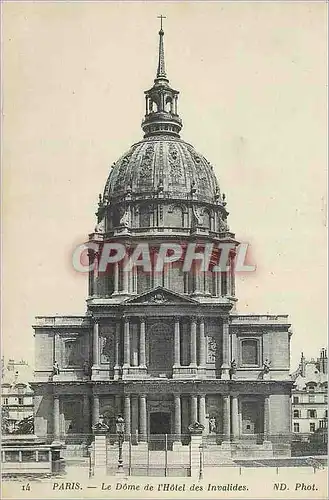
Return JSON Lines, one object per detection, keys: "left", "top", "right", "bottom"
{"left": 207, "top": 336, "right": 217, "bottom": 363}
{"left": 100, "top": 335, "right": 113, "bottom": 362}
{"left": 119, "top": 208, "right": 131, "bottom": 227}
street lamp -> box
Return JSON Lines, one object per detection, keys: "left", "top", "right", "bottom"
{"left": 116, "top": 414, "right": 125, "bottom": 475}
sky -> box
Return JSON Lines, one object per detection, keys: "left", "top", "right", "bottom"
{"left": 2, "top": 1, "right": 327, "bottom": 370}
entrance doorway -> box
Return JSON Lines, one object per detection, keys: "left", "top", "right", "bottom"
{"left": 149, "top": 412, "right": 171, "bottom": 450}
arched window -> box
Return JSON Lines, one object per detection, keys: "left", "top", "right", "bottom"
{"left": 293, "top": 410, "right": 300, "bottom": 418}
{"left": 165, "top": 96, "right": 173, "bottom": 113}
{"left": 241, "top": 339, "right": 259, "bottom": 366}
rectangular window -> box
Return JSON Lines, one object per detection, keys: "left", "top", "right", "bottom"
{"left": 293, "top": 396, "right": 299, "bottom": 404}
{"left": 293, "top": 410, "right": 300, "bottom": 418}
{"left": 310, "top": 422, "right": 316, "bottom": 433}
{"left": 293, "top": 423, "right": 300, "bottom": 433}
{"left": 241, "top": 339, "right": 259, "bottom": 365}
{"left": 4, "top": 398, "right": 8, "bottom": 405}
{"left": 324, "top": 394, "right": 328, "bottom": 403}
{"left": 307, "top": 409, "right": 317, "bottom": 418}
{"left": 18, "top": 397, "right": 24, "bottom": 405}
{"left": 309, "top": 395, "right": 315, "bottom": 403}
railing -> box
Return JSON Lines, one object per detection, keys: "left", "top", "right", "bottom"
{"left": 105, "top": 433, "right": 191, "bottom": 477}
{"left": 33, "top": 316, "right": 91, "bottom": 327}
{"left": 230, "top": 314, "right": 289, "bottom": 323}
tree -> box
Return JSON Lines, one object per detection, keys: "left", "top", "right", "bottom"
{"left": 13, "top": 415, "right": 34, "bottom": 434}
{"left": 1, "top": 406, "right": 10, "bottom": 434}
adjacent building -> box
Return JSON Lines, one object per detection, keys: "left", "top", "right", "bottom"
{"left": 1, "top": 359, "right": 34, "bottom": 433}
{"left": 32, "top": 25, "right": 293, "bottom": 457}
{"left": 291, "top": 349, "right": 328, "bottom": 437}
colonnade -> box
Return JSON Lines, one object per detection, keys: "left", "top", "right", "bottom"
{"left": 52, "top": 393, "right": 270, "bottom": 442}
{"left": 89, "top": 251, "right": 236, "bottom": 298}
{"left": 92, "top": 316, "right": 232, "bottom": 373}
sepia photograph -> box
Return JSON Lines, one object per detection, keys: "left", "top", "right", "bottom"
{"left": 1, "top": 1, "right": 328, "bottom": 499}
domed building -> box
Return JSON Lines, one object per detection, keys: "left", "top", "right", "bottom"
{"left": 32, "top": 25, "right": 293, "bottom": 464}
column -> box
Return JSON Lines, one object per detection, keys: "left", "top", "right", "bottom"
{"left": 123, "top": 256, "right": 129, "bottom": 294}
{"left": 53, "top": 396, "right": 60, "bottom": 440}
{"left": 93, "top": 252, "right": 99, "bottom": 296}
{"left": 145, "top": 96, "right": 148, "bottom": 115}
{"left": 139, "top": 318, "right": 146, "bottom": 367}
{"left": 114, "top": 322, "right": 120, "bottom": 370}
{"left": 131, "top": 324, "right": 138, "bottom": 367}
{"left": 93, "top": 321, "right": 99, "bottom": 367}
{"left": 264, "top": 395, "right": 270, "bottom": 442}
{"left": 191, "top": 395, "right": 198, "bottom": 424}
{"left": 115, "top": 395, "right": 122, "bottom": 415}
{"left": 190, "top": 318, "right": 197, "bottom": 366}
{"left": 217, "top": 269, "right": 222, "bottom": 297}
{"left": 123, "top": 317, "right": 130, "bottom": 367}
{"left": 174, "top": 318, "right": 181, "bottom": 367}
{"left": 174, "top": 394, "right": 182, "bottom": 436}
{"left": 54, "top": 333, "right": 60, "bottom": 369}
{"left": 88, "top": 250, "right": 94, "bottom": 296}
{"left": 193, "top": 264, "right": 201, "bottom": 294}
{"left": 227, "top": 254, "right": 232, "bottom": 296}
{"left": 199, "top": 318, "right": 206, "bottom": 366}
{"left": 231, "top": 394, "right": 239, "bottom": 441}
{"left": 139, "top": 395, "right": 147, "bottom": 441}
{"left": 83, "top": 395, "right": 91, "bottom": 435}
{"left": 92, "top": 395, "right": 100, "bottom": 426}
{"left": 131, "top": 396, "right": 139, "bottom": 442}
{"left": 230, "top": 253, "right": 236, "bottom": 296}
{"left": 221, "top": 316, "right": 230, "bottom": 379}
{"left": 124, "top": 395, "right": 131, "bottom": 438}
{"left": 199, "top": 395, "right": 206, "bottom": 430}
{"left": 113, "top": 262, "right": 119, "bottom": 294}
{"left": 222, "top": 395, "right": 231, "bottom": 441}
{"left": 132, "top": 266, "right": 137, "bottom": 293}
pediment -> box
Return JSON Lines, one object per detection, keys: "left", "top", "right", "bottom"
{"left": 124, "top": 287, "right": 198, "bottom": 305}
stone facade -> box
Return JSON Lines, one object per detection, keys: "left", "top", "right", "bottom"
{"left": 291, "top": 350, "right": 328, "bottom": 436}
{"left": 32, "top": 26, "right": 293, "bottom": 458}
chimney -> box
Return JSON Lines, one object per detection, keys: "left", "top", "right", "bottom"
{"left": 320, "top": 348, "right": 328, "bottom": 375}
{"left": 300, "top": 352, "right": 306, "bottom": 377}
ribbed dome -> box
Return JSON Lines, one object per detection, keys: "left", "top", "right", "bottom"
{"left": 103, "top": 136, "right": 221, "bottom": 205}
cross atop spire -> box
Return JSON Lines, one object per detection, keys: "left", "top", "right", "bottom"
{"left": 157, "top": 14, "right": 166, "bottom": 31}
{"left": 156, "top": 15, "right": 167, "bottom": 79}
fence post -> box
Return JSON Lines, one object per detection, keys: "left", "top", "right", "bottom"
{"left": 188, "top": 422, "right": 205, "bottom": 479}
{"left": 165, "top": 434, "right": 168, "bottom": 477}
{"left": 128, "top": 434, "right": 132, "bottom": 476}
{"left": 92, "top": 421, "right": 109, "bottom": 476}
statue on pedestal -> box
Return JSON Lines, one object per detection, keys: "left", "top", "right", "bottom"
{"left": 53, "top": 361, "right": 60, "bottom": 376}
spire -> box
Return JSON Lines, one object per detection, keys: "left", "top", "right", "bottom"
{"left": 141, "top": 17, "right": 183, "bottom": 138}
{"left": 156, "top": 15, "right": 167, "bottom": 79}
